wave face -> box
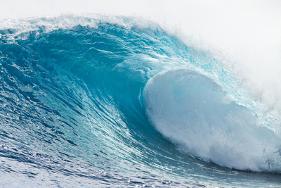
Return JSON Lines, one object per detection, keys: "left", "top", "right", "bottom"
{"left": 1, "top": 16, "right": 281, "bottom": 187}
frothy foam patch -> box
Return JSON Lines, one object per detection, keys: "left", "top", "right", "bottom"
{"left": 144, "top": 69, "right": 281, "bottom": 172}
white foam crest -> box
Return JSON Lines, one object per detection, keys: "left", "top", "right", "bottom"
{"left": 1, "top": 0, "right": 281, "bottom": 113}
{"left": 144, "top": 69, "right": 281, "bottom": 172}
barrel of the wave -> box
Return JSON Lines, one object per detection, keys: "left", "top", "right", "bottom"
{"left": 143, "top": 68, "right": 281, "bottom": 172}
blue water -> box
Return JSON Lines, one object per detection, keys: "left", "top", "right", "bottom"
{"left": 0, "top": 16, "right": 281, "bottom": 187}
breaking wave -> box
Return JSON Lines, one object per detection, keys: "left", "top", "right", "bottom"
{"left": 1, "top": 16, "right": 281, "bottom": 187}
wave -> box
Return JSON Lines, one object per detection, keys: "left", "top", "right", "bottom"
{"left": 1, "top": 16, "right": 281, "bottom": 187}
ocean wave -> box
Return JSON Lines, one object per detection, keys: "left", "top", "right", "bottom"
{"left": 1, "top": 16, "right": 281, "bottom": 187}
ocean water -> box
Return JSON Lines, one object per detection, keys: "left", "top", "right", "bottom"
{"left": 0, "top": 16, "right": 281, "bottom": 187}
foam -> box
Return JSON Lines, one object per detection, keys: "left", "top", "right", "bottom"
{"left": 144, "top": 69, "right": 281, "bottom": 171}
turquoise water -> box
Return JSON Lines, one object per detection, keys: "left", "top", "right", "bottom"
{"left": 0, "top": 16, "right": 281, "bottom": 187}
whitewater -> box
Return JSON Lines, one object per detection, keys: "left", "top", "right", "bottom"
{"left": 1, "top": 1, "right": 281, "bottom": 187}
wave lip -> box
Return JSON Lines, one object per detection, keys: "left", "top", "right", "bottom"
{"left": 144, "top": 69, "right": 281, "bottom": 172}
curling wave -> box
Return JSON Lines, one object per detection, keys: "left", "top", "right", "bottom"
{"left": 0, "top": 16, "right": 281, "bottom": 187}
